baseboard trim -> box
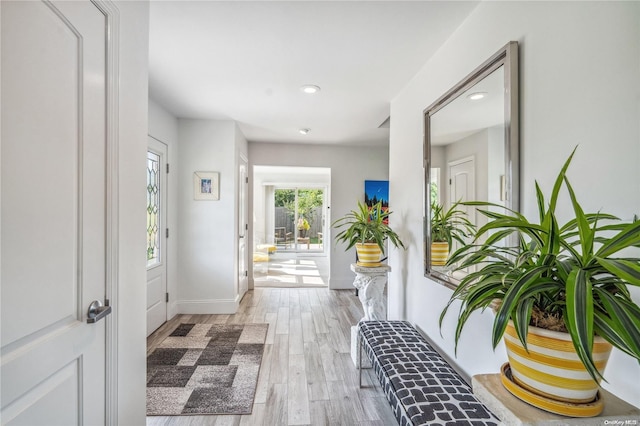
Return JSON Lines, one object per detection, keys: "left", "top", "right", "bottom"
{"left": 176, "top": 297, "right": 239, "bottom": 314}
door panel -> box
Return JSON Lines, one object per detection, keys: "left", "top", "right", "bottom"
{"left": 147, "top": 274, "right": 166, "bottom": 333}
{"left": 4, "top": 361, "right": 79, "bottom": 426}
{"left": 147, "top": 138, "right": 168, "bottom": 336}
{"left": 2, "top": 0, "right": 85, "bottom": 345}
{"left": 1, "top": 1, "right": 110, "bottom": 424}
{"left": 449, "top": 157, "right": 475, "bottom": 217}
{"left": 448, "top": 157, "right": 475, "bottom": 274}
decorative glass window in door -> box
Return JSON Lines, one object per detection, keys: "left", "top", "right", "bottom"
{"left": 147, "top": 151, "right": 161, "bottom": 266}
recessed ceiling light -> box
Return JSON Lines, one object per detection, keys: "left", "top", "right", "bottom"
{"left": 299, "top": 128, "right": 310, "bottom": 135}
{"left": 300, "top": 85, "right": 321, "bottom": 94}
{"left": 467, "top": 92, "right": 487, "bottom": 101}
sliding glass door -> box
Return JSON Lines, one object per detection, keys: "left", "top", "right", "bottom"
{"left": 274, "top": 187, "right": 325, "bottom": 253}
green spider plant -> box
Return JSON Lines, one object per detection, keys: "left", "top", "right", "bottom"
{"left": 440, "top": 148, "right": 640, "bottom": 383}
{"left": 430, "top": 200, "right": 476, "bottom": 247}
{"left": 332, "top": 201, "right": 406, "bottom": 254}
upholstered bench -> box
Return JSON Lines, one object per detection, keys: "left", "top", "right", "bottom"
{"left": 358, "top": 320, "right": 499, "bottom": 426}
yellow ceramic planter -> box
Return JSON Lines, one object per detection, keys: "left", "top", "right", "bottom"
{"left": 355, "top": 243, "right": 382, "bottom": 266}
{"left": 500, "top": 363, "right": 604, "bottom": 417}
{"left": 503, "top": 322, "right": 612, "bottom": 409}
{"left": 431, "top": 241, "right": 449, "bottom": 266}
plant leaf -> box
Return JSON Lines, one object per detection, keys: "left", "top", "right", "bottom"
{"left": 593, "top": 314, "right": 637, "bottom": 359}
{"left": 535, "top": 182, "right": 546, "bottom": 224}
{"left": 564, "top": 176, "right": 595, "bottom": 264}
{"left": 493, "top": 266, "right": 547, "bottom": 349}
{"left": 565, "top": 268, "right": 600, "bottom": 382}
{"left": 548, "top": 146, "right": 577, "bottom": 212}
{"left": 596, "top": 258, "right": 640, "bottom": 286}
{"left": 594, "top": 289, "right": 640, "bottom": 359}
{"left": 597, "top": 221, "right": 640, "bottom": 258}
{"left": 513, "top": 298, "right": 534, "bottom": 350}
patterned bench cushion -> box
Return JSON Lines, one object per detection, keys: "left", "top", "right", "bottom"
{"left": 359, "top": 320, "right": 498, "bottom": 426}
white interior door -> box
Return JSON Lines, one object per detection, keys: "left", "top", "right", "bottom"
{"left": 147, "top": 137, "right": 168, "bottom": 336}
{"left": 448, "top": 156, "right": 476, "bottom": 273}
{"left": 1, "top": 1, "right": 113, "bottom": 424}
{"left": 449, "top": 156, "right": 476, "bottom": 213}
{"left": 238, "top": 155, "right": 249, "bottom": 297}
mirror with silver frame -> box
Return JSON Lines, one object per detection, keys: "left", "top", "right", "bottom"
{"left": 424, "top": 41, "right": 519, "bottom": 289}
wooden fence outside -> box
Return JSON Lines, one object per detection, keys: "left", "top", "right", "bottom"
{"left": 275, "top": 207, "right": 323, "bottom": 238}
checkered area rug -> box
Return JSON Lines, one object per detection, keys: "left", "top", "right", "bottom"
{"left": 146, "top": 323, "right": 268, "bottom": 416}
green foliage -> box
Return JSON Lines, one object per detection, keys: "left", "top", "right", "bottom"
{"left": 430, "top": 181, "right": 438, "bottom": 207}
{"left": 430, "top": 201, "right": 476, "bottom": 247}
{"left": 274, "top": 189, "right": 295, "bottom": 207}
{"left": 275, "top": 189, "right": 324, "bottom": 228}
{"left": 297, "top": 189, "right": 324, "bottom": 218}
{"left": 332, "top": 201, "right": 406, "bottom": 254}
{"left": 439, "top": 148, "right": 640, "bottom": 383}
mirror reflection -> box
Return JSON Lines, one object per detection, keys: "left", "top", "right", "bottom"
{"left": 424, "top": 42, "right": 519, "bottom": 288}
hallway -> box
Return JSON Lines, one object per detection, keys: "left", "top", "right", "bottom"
{"left": 146, "top": 288, "right": 395, "bottom": 425}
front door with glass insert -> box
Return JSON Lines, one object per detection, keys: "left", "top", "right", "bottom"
{"left": 147, "top": 137, "right": 168, "bottom": 336}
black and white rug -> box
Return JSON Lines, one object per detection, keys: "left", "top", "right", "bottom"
{"left": 146, "top": 323, "right": 268, "bottom": 416}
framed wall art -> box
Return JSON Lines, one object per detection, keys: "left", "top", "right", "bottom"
{"left": 365, "top": 180, "right": 390, "bottom": 224}
{"left": 364, "top": 180, "right": 389, "bottom": 208}
{"left": 194, "top": 171, "right": 219, "bottom": 200}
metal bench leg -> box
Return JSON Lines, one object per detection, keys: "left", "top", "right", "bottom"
{"left": 358, "top": 330, "right": 363, "bottom": 388}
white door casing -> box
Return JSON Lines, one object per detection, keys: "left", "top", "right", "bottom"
{"left": 238, "top": 154, "right": 248, "bottom": 298}
{"left": 320, "top": 185, "right": 329, "bottom": 254}
{"left": 146, "top": 137, "right": 168, "bottom": 336}
{"left": 1, "top": 1, "right": 117, "bottom": 424}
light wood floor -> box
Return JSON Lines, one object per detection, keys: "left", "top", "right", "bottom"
{"left": 254, "top": 254, "right": 330, "bottom": 288}
{"left": 146, "top": 288, "right": 396, "bottom": 426}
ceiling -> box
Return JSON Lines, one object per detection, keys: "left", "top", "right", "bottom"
{"left": 431, "top": 68, "right": 504, "bottom": 145}
{"left": 149, "top": 1, "right": 479, "bottom": 147}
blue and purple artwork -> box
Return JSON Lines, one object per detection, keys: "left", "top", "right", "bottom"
{"left": 364, "top": 180, "right": 389, "bottom": 208}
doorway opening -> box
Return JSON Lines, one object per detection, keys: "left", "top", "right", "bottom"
{"left": 252, "top": 166, "right": 330, "bottom": 288}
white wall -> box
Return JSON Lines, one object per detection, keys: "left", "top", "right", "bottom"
{"left": 249, "top": 143, "right": 390, "bottom": 289}
{"left": 177, "top": 119, "right": 246, "bottom": 313}
{"left": 148, "top": 98, "right": 179, "bottom": 319}
{"left": 389, "top": 1, "right": 640, "bottom": 407}
{"left": 115, "top": 1, "right": 149, "bottom": 424}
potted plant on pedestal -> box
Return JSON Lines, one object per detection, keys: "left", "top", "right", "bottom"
{"left": 440, "top": 149, "right": 640, "bottom": 417}
{"left": 297, "top": 217, "right": 310, "bottom": 238}
{"left": 430, "top": 200, "right": 476, "bottom": 266}
{"left": 333, "top": 201, "right": 406, "bottom": 266}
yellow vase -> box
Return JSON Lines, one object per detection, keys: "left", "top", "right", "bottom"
{"left": 431, "top": 241, "right": 449, "bottom": 266}
{"left": 355, "top": 243, "right": 382, "bottom": 266}
{"left": 503, "top": 322, "right": 612, "bottom": 408}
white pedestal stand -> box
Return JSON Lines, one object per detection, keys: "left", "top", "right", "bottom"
{"left": 349, "top": 263, "right": 391, "bottom": 367}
